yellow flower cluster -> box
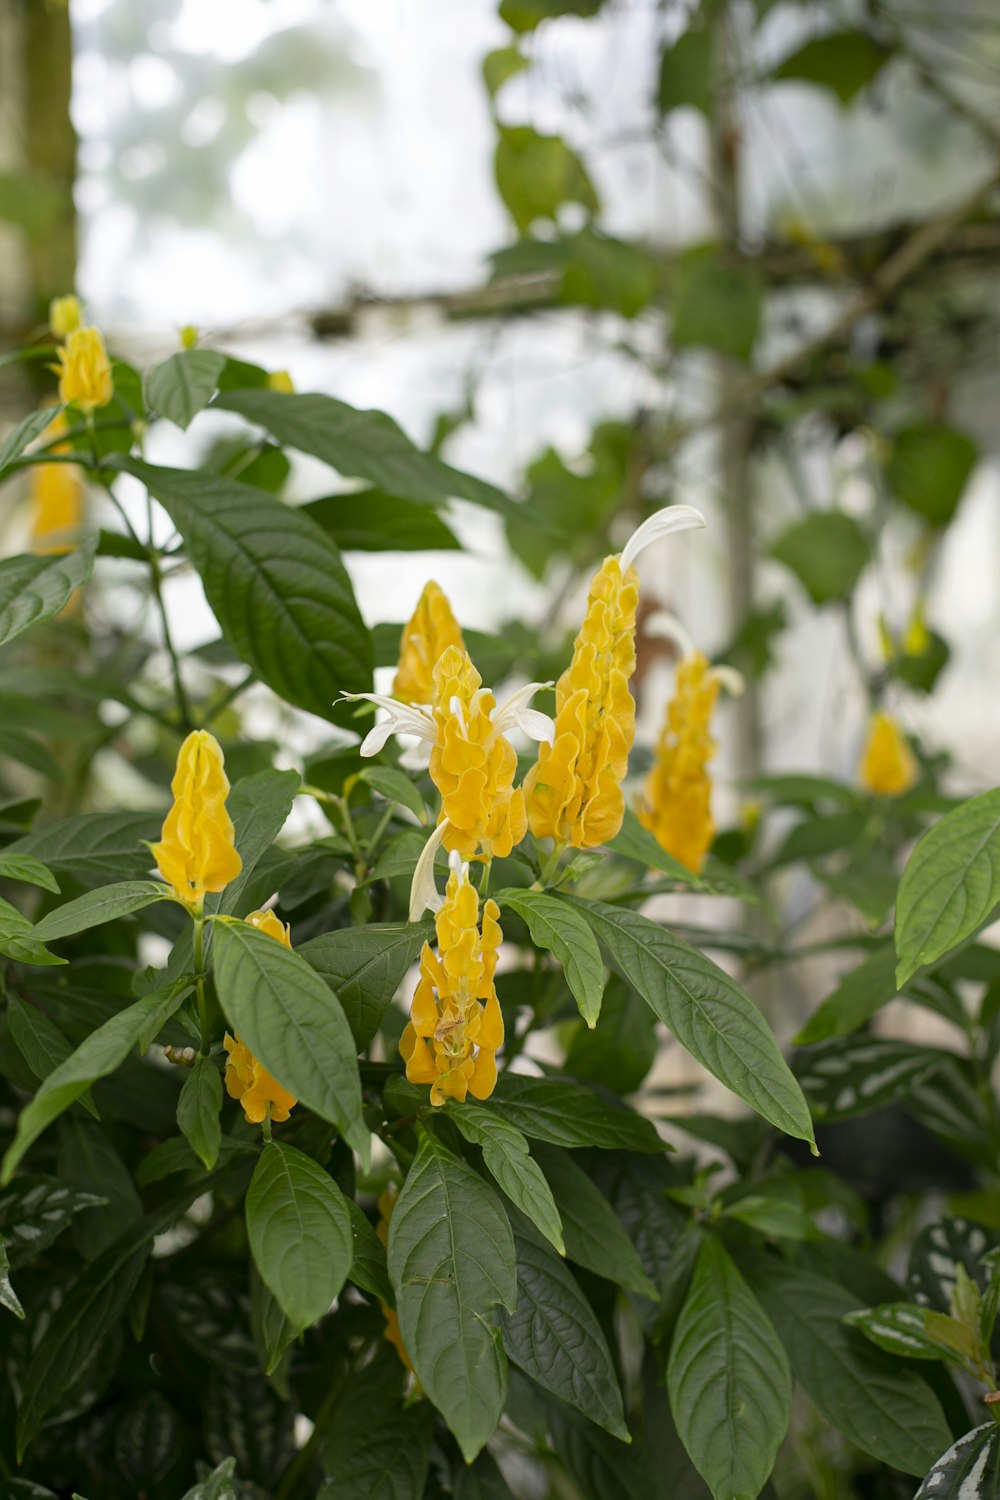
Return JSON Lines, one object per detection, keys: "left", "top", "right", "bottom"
{"left": 524, "top": 556, "right": 638, "bottom": 849}
{"left": 49, "top": 294, "right": 83, "bottom": 339}
{"left": 400, "top": 858, "right": 503, "bottom": 1107}
{"left": 638, "top": 650, "right": 720, "bottom": 873}
{"left": 223, "top": 910, "right": 298, "bottom": 1125}
{"left": 375, "top": 1183, "right": 412, "bottom": 1371}
{"left": 55, "top": 325, "right": 114, "bottom": 412}
{"left": 860, "top": 711, "right": 918, "bottom": 797}
{"left": 394, "top": 580, "right": 464, "bottom": 705}
{"left": 30, "top": 411, "right": 83, "bottom": 556}
{"left": 152, "top": 730, "right": 243, "bottom": 910}
{"left": 429, "top": 646, "right": 526, "bottom": 860}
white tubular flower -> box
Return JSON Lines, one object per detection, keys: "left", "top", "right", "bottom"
{"left": 619, "top": 504, "right": 705, "bottom": 573}
{"left": 340, "top": 693, "right": 435, "bottom": 757}
{"left": 490, "top": 681, "right": 556, "bottom": 747}
{"left": 409, "top": 819, "right": 450, "bottom": 921}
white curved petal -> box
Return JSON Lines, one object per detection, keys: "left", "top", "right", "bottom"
{"left": 409, "top": 820, "right": 450, "bottom": 922}
{"left": 712, "top": 664, "right": 746, "bottom": 697}
{"left": 644, "top": 610, "right": 695, "bottom": 657}
{"left": 620, "top": 504, "right": 706, "bottom": 574}
{"left": 339, "top": 693, "right": 435, "bottom": 756}
{"left": 491, "top": 681, "right": 555, "bottom": 743}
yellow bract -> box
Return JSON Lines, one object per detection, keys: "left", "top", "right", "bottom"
{"left": 223, "top": 909, "right": 297, "bottom": 1125}
{"left": 394, "top": 580, "right": 464, "bottom": 705}
{"left": 267, "top": 369, "right": 295, "bottom": 393}
{"left": 860, "top": 711, "right": 918, "bottom": 797}
{"left": 429, "top": 645, "right": 527, "bottom": 860}
{"left": 400, "top": 859, "right": 504, "bottom": 1107}
{"left": 56, "top": 326, "right": 114, "bottom": 412}
{"left": 524, "top": 555, "right": 638, "bottom": 848}
{"left": 49, "top": 293, "right": 82, "bottom": 338}
{"left": 638, "top": 650, "right": 720, "bottom": 874}
{"left": 151, "top": 730, "right": 242, "bottom": 909}
{"left": 30, "top": 412, "right": 83, "bottom": 556}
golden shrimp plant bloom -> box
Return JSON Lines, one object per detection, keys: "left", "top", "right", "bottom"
{"left": 49, "top": 293, "right": 83, "bottom": 339}
{"left": 639, "top": 650, "right": 721, "bottom": 873}
{"left": 55, "top": 325, "right": 114, "bottom": 412}
{"left": 860, "top": 711, "right": 918, "bottom": 797}
{"left": 30, "top": 412, "right": 83, "bottom": 556}
{"left": 224, "top": 909, "right": 298, "bottom": 1125}
{"left": 151, "top": 730, "right": 242, "bottom": 909}
{"left": 525, "top": 505, "right": 705, "bottom": 849}
{"left": 393, "top": 580, "right": 464, "bottom": 705}
{"left": 400, "top": 854, "right": 504, "bottom": 1107}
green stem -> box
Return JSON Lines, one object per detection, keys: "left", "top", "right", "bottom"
{"left": 479, "top": 855, "right": 493, "bottom": 899}
{"left": 262, "top": 1104, "right": 272, "bottom": 1144}
{"left": 202, "top": 668, "right": 256, "bottom": 727}
{"left": 148, "top": 545, "right": 194, "bottom": 732}
{"left": 538, "top": 839, "right": 565, "bottom": 887}
{"left": 193, "top": 913, "right": 210, "bottom": 1056}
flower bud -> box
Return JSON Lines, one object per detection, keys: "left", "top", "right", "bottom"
{"left": 151, "top": 730, "right": 242, "bottom": 909}
{"left": 49, "top": 294, "right": 82, "bottom": 339}
{"left": 56, "top": 326, "right": 114, "bottom": 412}
{"left": 860, "top": 712, "right": 918, "bottom": 798}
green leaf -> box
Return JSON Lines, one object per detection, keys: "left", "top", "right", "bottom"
{"left": 771, "top": 511, "right": 869, "bottom": 604}
{"left": 886, "top": 421, "right": 979, "bottom": 526}
{"left": 214, "top": 388, "right": 516, "bottom": 519}
{"left": 500, "top": 889, "right": 604, "bottom": 1026}
{"left": 495, "top": 126, "right": 598, "bottom": 233}
{"left": 302, "top": 491, "right": 459, "bottom": 553}
{"left": 177, "top": 1057, "right": 223, "bottom": 1170}
{"left": 144, "top": 350, "right": 225, "bottom": 430}
{"left": 0, "top": 897, "right": 63, "bottom": 966}
{"left": 6, "top": 809, "right": 159, "bottom": 886}
{"left": 0, "top": 1234, "right": 23, "bottom": 1319}
{"left": 774, "top": 29, "right": 893, "bottom": 105}
{"left": 845, "top": 1301, "right": 969, "bottom": 1364}
{"left": 30, "top": 879, "right": 167, "bottom": 943}
{"left": 448, "top": 1102, "right": 564, "bottom": 1255}
{"left": 7, "top": 994, "right": 99, "bottom": 1118}
{"left": 721, "top": 1193, "right": 814, "bottom": 1241}
{"left": 1, "top": 982, "right": 189, "bottom": 1183}
{"left": 114, "top": 1392, "right": 181, "bottom": 1489}
{"left": 357, "top": 765, "right": 428, "bottom": 825}
{"left": 0, "top": 851, "right": 59, "bottom": 893}
{"left": 795, "top": 944, "right": 899, "bottom": 1044}
{"left": 895, "top": 788, "right": 1000, "bottom": 987}
{"left": 0, "top": 407, "right": 62, "bottom": 480}
{"left": 667, "top": 1237, "right": 790, "bottom": 1500}
{"left": 502, "top": 1228, "right": 627, "bottom": 1439}
{"left": 499, "top": 0, "right": 603, "bottom": 30}
{"left": 533, "top": 1143, "right": 657, "bottom": 1297}
{"left": 907, "top": 1217, "right": 998, "bottom": 1313}
{"left": 180, "top": 1458, "right": 237, "bottom": 1500}
{"left": 607, "top": 807, "right": 708, "bottom": 887}
{"left": 246, "top": 1140, "right": 353, "bottom": 1331}
{"left": 0, "top": 541, "right": 97, "bottom": 650}
{"left": 566, "top": 976, "right": 658, "bottom": 1095}
{"left": 0, "top": 1176, "right": 105, "bottom": 1265}
{"left": 387, "top": 1128, "right": 517, "bottom": 1462}
{"left": 298, "top": 921, "right": 432, "bottom": 1050}
{"left": 347, "top": 1199, "right": 393, "bottom": 1302}
{"left": 118, "top": 458, "right": 373, "bottom": 715}
{"left": 318, "top": 1354, "right": 435, "bottom": 1499}
{"left": 795, "top": 1035, "right": 946, "bottom": 1121}
{"left": 482, "top": 45, "right": 527, "bottom": 98}
{"left": 671, "top": 249, "right": 762, "bottom": 362}
{"left": 741, "top": 1254, "right": 952, "bottom": 1476}
{"left": 573, "top": 898, "right": 816, "bottom": 1147}
{"left": 213, "top": 767, "right": 301, "bottom": 917}
{"left": 914, "top": 1423, "right": 1000, "bottom": 1499}
{"left": 489, "top": 1073, "right": 665, "bottom": 1152}
{"left": 211, "top": 919, "right": 368, "bottom": 1165}
{"left": 658, "top": 26, "right": 711, "bottom": 115}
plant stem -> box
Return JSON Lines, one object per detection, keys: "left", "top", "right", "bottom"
{"left": 148, "top": 545, "right": 194, "bottom": 732}
{"left": 193, "top": 913, "right": 210, "bottom": 1056}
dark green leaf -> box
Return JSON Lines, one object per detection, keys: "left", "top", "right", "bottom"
{"left": 845, "top": 1301, "right": 967, "bottom": 1363}
{"left": 671, "top": 249, "right": 762, "bottom": 362}
{"left": 250, "top": 1266, "right": 298, "bottom": 1381}
{"left": 1, "top": 981, "right": 189, "bottom": 1182}
{"left": 533, "top": 1143, "right": 657, "bottom": 1297}
{"left": 302, "top": 491, "right": 459, "bottom": 553}
{"left": 144, "top": 350, "right": 225, "bottom": 430}
{"left": 319, "top": 1354, "right": 435, "bottom": 1499}
{"left": 795, "top": 944, "right": 898, "bottom": 1044}
{"left": 213, "top": 767, "right": 300, "bottom": 917}
{"left": 565, "top": 976, "right": 658, "bottom": 1095}
{"left": 774, "top": 29, "right": 893, "bottom": 105}
{"left": 607, "top": 808, "right": 708, "bottom": 887}
{"left": 119, "top": 458, "right": 373, "bottom": 714}
{"left": 574, "top": 898, "right": 816, "bottom": 1147}
{"left": 115, "top": 1392, "right": 181, "bottom": 1488}
{"left": 177, "top": 1057, "right": 223, "bottom": 1170}
{"left": 448, "top": 1102, "right": 564, "bottom": 1254}
{"left": 31, "top": 879, "right": 167, "bottom": 943}
{"left": 57, "top": 1115, "right": 143, "bottom": 1260}
{"left": 887, "top": 422, "right": 978, "bottom": 527}
{"left": 771, "top": 512, "right": 869, "bottom": 604}
{"left": 908, "top": 1217, "right": 998, "bottom": 1313}
{"left": 6, "top": 810, "right": 159, "bottom": 886}
{"left": 246, "top": 1140, "right": 353, "bottom": 1330}
{"left": 0, "top": 1235, "right": 23, "bottom": 1319}
{"left": 7, "top": 994, "right": 99, "bottom": 1117}
{"left": 668, "top": 1236, "right": 790, "bottom": 1500}
{"left": 0, "top": 407, "right": 62, "bottom": 479}
{"left": 357, "top": 766, "right": 428, "bottom": 825}
{"left": 914, "top": 1423, "right": 1000, "bottom": 1499}
{"left": 298, "top": 921, "right": 433, "bottom": 1050}
{"left": 895, "top": 788, "right": 1000, "bottom": 987}
{"left": 180, "top": 1458, "right": 237, "bottom": 1500}
{"left": 0, "top": 897, "right": 62, "bottom": 966}
{"left": 501, "top": 889, "right": 604, "bottom": 1026}
{"left": 0, "top": 541, "right": 96, "bottom": 650}
{"left": 0, "top": 1176, "right": 105, "bottom": 1265}
{"left": 502, "top": 1229, "right": 627, "bottom": 1438}
{"left": 489, "top": 1073, "right": 665, "bottom": 1152}
{"left": 658, "top": 26, "right": 712, "bottom": 115}
{"left": 212, "top": 919, "right": 368, "bottom": 1165}
{"left": 387, "top": 1128, "right": 517, "bottom": 1463}
{"left": 347, "top": 1199, "right": 393, "bottom": 1302}
{"left": 795, "top": 1035, "right": 946, "bottom": 1121}
{"left": 0, "top": 851, "right": 59, "bottom": 893}
{"left": 495, "top": 127, "right": 598, "bottom": 233}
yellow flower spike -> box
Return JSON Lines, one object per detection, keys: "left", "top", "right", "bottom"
{"left": 223, "top": 908, "right": 297, "bottom": 1126}
{"left": 267, "top": 369, "right": 295, "bottom": 393}
{"left": 400, "top": 853, "right": 504, "bottom": 1107}
{"left": 30, "top": 411, "right": 83, "bottom": 556}
{"left": 524, "top": 505, "right": 704, "bottom": 850}
{"left": 55, "top": 326, "right": 114, "bottom": 412}
{"left": 394, "top": 581, "right": 465, "bottom": 706}
{"left": 49, "top": 293, "right": 82, "bottom": 339}
{"left": 429, "top": 645, "right": 527, "bottom": 861}
{"left": 860, "top": 711, "right": 918, "bottom": 798}
{"left": 180, "top": 324, "right": 199, "bottom": 350}
{"left": 151, "top": 730, "right": 243, "bottom": 910}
